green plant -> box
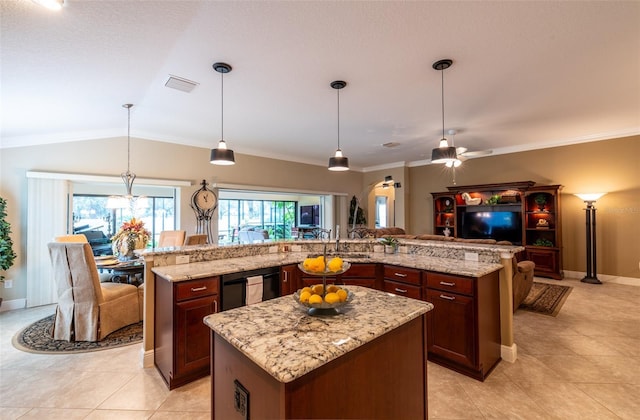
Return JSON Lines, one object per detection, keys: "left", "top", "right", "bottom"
{"left": 0, "top": 197, "right": 17, "bottom": 282}
{"left": 535, "top": 194, "right": 547, "bottom": 206}
{"left": 380, "top": 236, "right": 399, "bottom": 247}
{"left": 486, "top": 195, "right": 500, "bottom": 205}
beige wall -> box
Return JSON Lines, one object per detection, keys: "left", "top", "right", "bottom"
{"left": 408, "top": 135, "right": 640, "bottom": 278}
{"left": 0, "top": 137, "right": 363, "bottom": 302}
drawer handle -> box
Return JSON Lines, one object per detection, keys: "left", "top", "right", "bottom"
{"left": 213, "top": 300, "right": 218, "bottom": 313}
{"left": 191, "top": 286, "right": 207, "bottom": 292}
{"left": 395, "top": 287, "right": 408, "bottom": 293}
{"left": 439, "top": 294, "right": 456, "bottom": 301}
{"left": 394, "top": 272, "right": 408, "bottom": 278}
{"left": 439, "top": 281, "right": 456, "bottom": 287}
{"left": 283, "top": 271, "right": 288, "bottom": 282}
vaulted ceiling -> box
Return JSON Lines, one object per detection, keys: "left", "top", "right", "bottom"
{"left": 2, "top": 1, "right": 639, "bottom": 170}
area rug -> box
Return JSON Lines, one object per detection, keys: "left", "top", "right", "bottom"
{"left": 12, "top": 315, "right": 143, "bottom": 354}
{"left": 518, "top": 282, "right": 573, "bottom": 316}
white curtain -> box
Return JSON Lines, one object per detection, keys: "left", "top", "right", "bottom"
{"left": 26, "top": 177, "right": 71, "bottom": 307}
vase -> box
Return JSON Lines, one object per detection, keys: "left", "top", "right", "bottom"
{"left": 113, "top": 235, "right": 147, "bottom": 261}
{"left": 384, "top": 245, "right": 397, "bottom": 254}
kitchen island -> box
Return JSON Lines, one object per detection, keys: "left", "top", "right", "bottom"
{"left": 203, "top": 285, "right": 433, "bottom": 419}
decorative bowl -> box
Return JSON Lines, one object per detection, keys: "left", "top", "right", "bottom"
{"left": 293, "top": 287, "right": 354, "bottom": 316}
{"left": 297, "top": 261, "right": 351, "bottom": 277}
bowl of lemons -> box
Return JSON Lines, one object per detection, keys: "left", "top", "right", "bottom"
{"left": 298, "top": 255, "right": 351, "bottom": 276}
{"left": 293, "top": 284, "right": 354, "bottom": 315}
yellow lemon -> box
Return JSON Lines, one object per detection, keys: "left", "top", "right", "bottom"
{"left": 324, "top": 292, "right": 340, "bottom": 304}
{"left": 299, "top": 291, "right": 311, "bottom": 303}
{"left": 328, "top": 257, "right": 343, "bottom": 272}
{"left": 326, "top": 284, "right": 339, "bottom": 293}
{"left": 308, "top": 294, "right": 323, "bottom": 305}
{"left": 311, "top": 284, "right": 324, "bottom": 295}
{"left": 336, "top": 289, "right": 348, "bottom": 302}
{"left": 301, "top": 286, "right": 312, "bottom": 295}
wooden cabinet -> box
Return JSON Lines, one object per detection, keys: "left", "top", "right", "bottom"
{"left": 382, "top": 265, "right": 422, "bottom": 299}
{"left": 524, "top": 185, "right": 563, "bottom": 279}
{"left": 431, "top": 192, "right": 457, "bottom": 237}
{"left": 154, "top": 274, "right": 219, "bottom": 389}
{"left": 280, "top": 264, "right": 299, "bottom": 295}
{"left": 425, "top": 271, "right": 501, "bottom": 381}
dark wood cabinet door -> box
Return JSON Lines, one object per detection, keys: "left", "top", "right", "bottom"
{"left": 175, "top": 296, "right": 217, "bottom": 377}
{"left": 526, "top": 248, "right": 560, "bottom": 278}
{"left": 280, "top": 264, "right": 299, "bottom": 296}
{"left": 426, "top": 289, "right": 476, "bottom": 369}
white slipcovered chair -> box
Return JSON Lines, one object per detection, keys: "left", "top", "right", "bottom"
{"left": 48, "top": 242, "right": 141, "bottom": 341}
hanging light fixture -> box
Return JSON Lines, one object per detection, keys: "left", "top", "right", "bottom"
{"left": 430, "top": 59, "right": 458, "bottom": 165}
{"left": 444, "top": 129, "right": 462, "bottom": 168}
{"left": 107, "top": 104, "right": 146, "bottom": 211}
{"left": 210, "top": 62, "right": 236, "bottom": 165}
{"left": 328, "top": 80, "right": 349, "bottom": 171}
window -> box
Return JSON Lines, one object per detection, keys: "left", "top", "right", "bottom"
{"left": 218, "top": 199, "right": 296, "bottom": 243}
{"left": 73, "top": 194, "right": 176, "bottom": 249}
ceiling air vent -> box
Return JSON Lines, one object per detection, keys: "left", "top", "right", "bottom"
{"left": 165, "top": 75, "right": 199, "bottom": 93}
{"left": 382, "top": 142, "right": 401, "bottom": 148}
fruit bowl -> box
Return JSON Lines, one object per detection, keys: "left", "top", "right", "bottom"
{"left": 297, "top": 261, "right": 351, "bottom": 276}
{"left": 293, "top": 287, "right": 354, "bottom": 316}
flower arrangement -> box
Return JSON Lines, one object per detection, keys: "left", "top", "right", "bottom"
{"left": 111, "top": 218, "right": 150, "bottom": 260}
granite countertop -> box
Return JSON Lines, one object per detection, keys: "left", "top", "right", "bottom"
{"left": 151, "top": 251, "right": 504, "bottom": 281}
{"left": 203, "top": 285, "right": 433, "bottom": 383}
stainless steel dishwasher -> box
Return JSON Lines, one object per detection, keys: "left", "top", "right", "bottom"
{"left": 220, "top": 266, "right": 280, "bottom": 311}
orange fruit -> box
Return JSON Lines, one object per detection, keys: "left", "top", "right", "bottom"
{"left": 336, "top": 289, "right": 348, "bottom": 302}
{"left": 326, "top": 284, "right": 339, "bottom": 293}
{"left": 299, "top": 291, "right": 311, "bottom": 303}
{"left": 324, "top": 292, "right": 340, "bottom": 304}
{"left": 308, "top": 294, "right": 323, "bottom": 305}
{"left": 311, "top": 284, "right": 324, "bottom": 295}
{"left": 328, "top": 257, "right": 343, "bottom": 272}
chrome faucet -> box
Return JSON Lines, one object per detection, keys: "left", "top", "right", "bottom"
{"left": 335, "top": 225, "right": 340, "bottom": 252}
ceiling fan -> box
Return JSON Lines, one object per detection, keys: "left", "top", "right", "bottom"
{"left": 445, "top": 129, "right": 493, "bottom": 167}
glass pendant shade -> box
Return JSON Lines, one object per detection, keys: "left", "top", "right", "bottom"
{"left": 210, "top": 140, "right": 235, "bottom": 165}
{"left": 328, "top": 149, "right": 349, "bottom": 171}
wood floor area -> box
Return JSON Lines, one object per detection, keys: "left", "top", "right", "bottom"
{"left": 1, "top": 276, "right": 638, "bottom": 419}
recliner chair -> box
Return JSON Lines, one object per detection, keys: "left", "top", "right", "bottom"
{"left": 512, "top": 258, "right": 535, "bottom": 312}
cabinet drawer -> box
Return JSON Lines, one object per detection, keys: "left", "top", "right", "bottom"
{"left": 383, "top": 279, "right": 421, "bottom": 300}
{"left": 342, "top": 263, "right": 377, "bottom": 278}
{"left": 175, "top": 277, "right": 219, "bottom": 302}
{"left": 384, "top": 265, "right": 421, "bottom": 286}
{"left": 426, "top": 272, "right": 474, "bottom": 296}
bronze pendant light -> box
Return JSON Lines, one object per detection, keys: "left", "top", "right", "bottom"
{"left": 430, "top": 59, "right": 458, "bottom": 165}
{"left": 328, "top": 80, "right": 349, "bottom": 171}
{"left": 210, "top": 62, "right": 236, "bottom": 165}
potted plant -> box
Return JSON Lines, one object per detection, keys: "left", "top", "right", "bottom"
{"left": 380, "top": 236, "right": 399, "bottom": 254}
{"left": 0, "top": 197, "right": 17, "bottom": 307}
{"left": 534, "top": 194, "right": 547, "bottom": 211}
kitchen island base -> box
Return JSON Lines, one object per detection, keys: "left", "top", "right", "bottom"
{"left": 211, "top": 314, "right": 428, "bottom": 419}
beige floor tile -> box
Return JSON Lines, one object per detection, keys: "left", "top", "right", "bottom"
{"left": 156, "top": 375, "right": 211, "bottom": 413}
{"left": 497, "top": 353, "right": 564, "bottom": 383}
{"left": 97, "top": 369, "right": 170, "bottom": 411}
{"left": 83, "top": 409, "right": 154, "bottom": 419}
{"left": 150, "top": 412, "right": 210, "bottom": 420}
{"left": 577, "top": 383, "right": 640, "bottom": 420}
{"left": 457, "top": 380, "right": 551, "bottom": 419}
{"left": 516, "top": 381, "right": 619, "bottom": 419}
{"left": 428, "top": 382, "right": 484, "bottom": 419}
{"left": 11, "top": 407, "right": 92, "bottom": 419}
{"left": 535, "top": 354, "right": 622, "bottom": 383}
{"left": 0, "top": 406, "right": 30, "bottom": 419}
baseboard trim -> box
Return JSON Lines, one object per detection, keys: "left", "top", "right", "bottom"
{"left": 140, "top": 347, "right": 154, "bottom": 368}
{"left": 0, "top": 298, "right": 27, "bottom": 312}
{"left": 563, "top": 271, "right": 640, "bottom": 287}
{"left": 501, "top": 343, "right": 518, "bottom": 363}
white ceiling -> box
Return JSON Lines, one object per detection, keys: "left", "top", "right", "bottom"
{"left": 2, "top": 0, "right": 639, "bottom": 171}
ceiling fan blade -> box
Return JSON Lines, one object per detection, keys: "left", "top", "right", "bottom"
{"left": 456, "top": 146, "right": 467, "bottom": 154}
{"left": 460, "top": 149, "right": 493, "bottom": 157}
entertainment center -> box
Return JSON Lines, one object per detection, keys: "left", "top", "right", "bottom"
{"left": 432, "top": 181, "right": 563, "bottom": 279}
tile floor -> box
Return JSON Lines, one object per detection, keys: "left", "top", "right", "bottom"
{"left": 1, "top": 277, "right": 638, "bottom": 419}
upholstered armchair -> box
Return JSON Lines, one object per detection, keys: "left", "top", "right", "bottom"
{"left": 512, "top": 258, "right": 535, "bottom": 312}
{"left": 158, "top": 230, "right": 186, "bottom": 247}
{"left": 184, "top": 234, "right": 208, "bottom": 245}
{"left": 48, "top": 242, "right": 141, "bottom": 341}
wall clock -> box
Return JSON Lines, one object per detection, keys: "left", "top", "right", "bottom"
{"left": 190, "top": 179, "right": 218, "bottom": 244}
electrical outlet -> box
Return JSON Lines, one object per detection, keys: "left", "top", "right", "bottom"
{"left": 464, "top": 252, "right": 479, "bottom": 262}
{"left": 4, "top": 279, "right": 13, "bottom": 288}
{"left": 176, "top": 255, "right": 189, "bottom": 265}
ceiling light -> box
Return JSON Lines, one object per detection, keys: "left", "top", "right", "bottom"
{"left": 31, "top": 0, "right": 64, "bottom": 11}
{"left": 430, "top": 59, "right": 458, "bottom": 165}
{"left": 210, "top": 62, "right": 235, "bottom": 165}
{"left": 328, "top": 80, "right": 349, "bottom": 171}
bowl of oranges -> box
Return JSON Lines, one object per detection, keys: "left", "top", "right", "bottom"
{"left": 293, "top": 283, "right": 354, "bottom": 315}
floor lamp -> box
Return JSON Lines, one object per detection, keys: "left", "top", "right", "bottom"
{"left": 575, "top": 193, "right": 606, "bottom": 284}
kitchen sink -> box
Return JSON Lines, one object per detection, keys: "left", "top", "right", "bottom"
{"left": 307, "top": 252, "right": 371, "bottom": 259}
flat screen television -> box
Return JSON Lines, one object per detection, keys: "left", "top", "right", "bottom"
{"left": 299, "top": 204, "right": 320, "bottom": 226}
{"left": 461, "top": 211, "right": 522, "bottom": 244}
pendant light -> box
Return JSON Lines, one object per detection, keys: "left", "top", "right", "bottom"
{"left": 210, "top": 62, "right": 236, "bottom": 165}
{"left": 107, "top": 104, "right": 146, "bottom": 211}
{"left": 328, "top": 80, "right": 349, "bottom": 171}
{"left": 430, "top": 59, "right": 458, "bottom": 165}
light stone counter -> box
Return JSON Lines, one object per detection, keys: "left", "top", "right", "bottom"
{"left": 203, "top": 285, "right": 433, "bottom": 383}
{"left": 151, "top": 251, "right": 504, "bottom": 281}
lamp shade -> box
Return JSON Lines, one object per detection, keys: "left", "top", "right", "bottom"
{"left": 575, "top": 193, "right": 606, "bottom": 203}
{"left": 210, "top": 140, "right": 235, "bottom": 165}
{"left": 328, "top": 149, "right": 349, "bottom": 171}
{"left": 431, "top": 145, "right": 458, "bottom": 164}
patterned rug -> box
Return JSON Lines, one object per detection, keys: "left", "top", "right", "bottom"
{"left": 12, "top": 315, "right": 143, "bottom": 354}
{"left": 519, "top": 282, "right": 573, "bottom": 316}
